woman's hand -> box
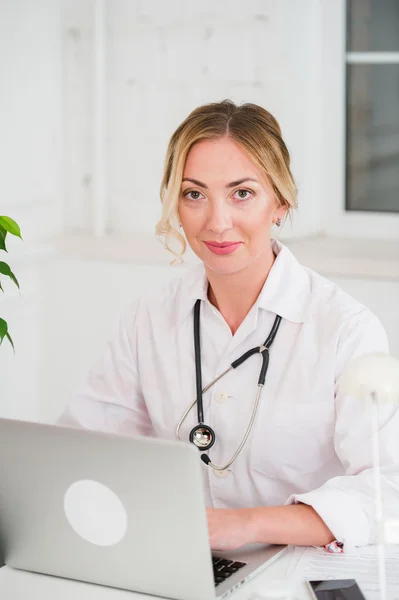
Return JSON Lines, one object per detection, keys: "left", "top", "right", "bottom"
{"left": 206, "top": 508, "right": 256, "bottom": 551}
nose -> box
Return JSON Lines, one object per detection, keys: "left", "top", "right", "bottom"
{"left": 206, "top": 200, "right": 233, "bottom": 234}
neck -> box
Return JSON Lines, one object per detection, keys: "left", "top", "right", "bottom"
{"left": 206, "top": 246, "right": 275, "bottom": 335}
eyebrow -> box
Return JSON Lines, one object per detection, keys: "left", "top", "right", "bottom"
{"left": 181, "top": 177, "right": 260, "bottom": 189}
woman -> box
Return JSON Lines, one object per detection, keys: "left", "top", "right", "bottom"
{"left": 59, "top": 100, "right": 399, "bottom": 552}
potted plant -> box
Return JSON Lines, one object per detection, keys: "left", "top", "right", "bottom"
{"left": 0, "top": 216, "right": 22, "bottom": 349}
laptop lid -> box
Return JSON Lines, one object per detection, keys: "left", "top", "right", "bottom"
{"left": 0, "top": 418, "right": 216, "bottom": 600}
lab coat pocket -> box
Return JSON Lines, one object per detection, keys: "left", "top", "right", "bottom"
{"left": 251, "top": 402, "right": 335, "bottom": 480}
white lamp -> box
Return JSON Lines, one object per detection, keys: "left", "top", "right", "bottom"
{"left": 340, "top": 352, "right": 399, "bottom": 600}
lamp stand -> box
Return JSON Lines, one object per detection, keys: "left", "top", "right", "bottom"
{"left": 371, "top": 392, "right": 387, "bottom": 600}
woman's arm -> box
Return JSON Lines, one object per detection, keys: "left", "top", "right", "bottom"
{"left": 207, "top": 504, "right": 334, "bottom": 551}
{"left": 208, "top": 311, "right": 399, "bottom": 551}
{"left": 283, "top": 312, "right": 398, "bottom": 550}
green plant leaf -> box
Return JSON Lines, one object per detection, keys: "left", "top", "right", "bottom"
{"left": 0, "top": 225, "right": 7, "bottom": 252}
{"left": 0, "top": 320, "right": 14, "bottom": 351}
{"left": 6, "top": 331, "right": 14, "bottom": 351}
{"left": 0, "top": 216, "right": 22, "bottom": 239}
{"left": 0, "top": 318, "right": 8, "bottom": 345}
{"left": 0, "top": 261, "right": 19, "bottom": 289}
{"left": 0, "top": 281, "right": 3, "bottom": 292}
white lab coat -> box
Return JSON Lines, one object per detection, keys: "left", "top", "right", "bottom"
{"left": 59, "top": 241, "right": 399, "bottom": 548}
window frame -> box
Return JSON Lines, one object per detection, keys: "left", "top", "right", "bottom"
{"left": 321, "top": 0, "right": 399, "bottom": 240}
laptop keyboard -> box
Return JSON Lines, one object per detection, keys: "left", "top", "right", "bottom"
{"left": 212, "top": 557, "right": 247, "bottom": 587}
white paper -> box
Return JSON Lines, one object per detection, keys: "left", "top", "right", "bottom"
{"left": 286, "top": 545, "right": 307, "bottom": 576}
{"left": 289, "top": 545, "right": 399, "bottom": 600}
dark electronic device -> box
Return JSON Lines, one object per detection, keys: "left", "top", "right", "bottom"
{"left": 307, "top": 579, "right": 367, "bottom": 600}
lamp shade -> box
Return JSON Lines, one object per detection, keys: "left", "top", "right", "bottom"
{"left": 340, "top": 353, "right": 399, "bottom": 404}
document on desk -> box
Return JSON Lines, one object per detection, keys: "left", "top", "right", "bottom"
{"left": 288, "top": 545, "right": 399, "bottom": 600}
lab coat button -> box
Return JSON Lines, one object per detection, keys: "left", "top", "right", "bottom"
{"left": 214, "top": 469, "right": 229, "bottom": 478}
{"left": 216, "top": 391, "right": 229, "bottom": 404}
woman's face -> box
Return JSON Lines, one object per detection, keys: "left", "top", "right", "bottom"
{"left": 179, "top": 137, "right": 286, "bottom": 276}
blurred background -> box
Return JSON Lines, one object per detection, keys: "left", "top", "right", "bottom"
{"left": 0, "top": 0, "right": 398, "bottom": 423}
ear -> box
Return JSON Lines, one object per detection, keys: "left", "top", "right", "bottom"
{"left": 273, "top": 205, "right": 288, "bottom": 226}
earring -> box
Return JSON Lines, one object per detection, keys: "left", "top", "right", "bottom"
{"left": 276, "top": 218, "right": 282, "bottom": 227}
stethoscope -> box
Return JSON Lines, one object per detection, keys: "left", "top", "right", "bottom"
{"left": 175, "top": 299, "right": 282, "bottom": 472}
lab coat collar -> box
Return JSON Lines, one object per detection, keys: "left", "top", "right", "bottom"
{"left": 178, "top": 240, "right": 311, "bottom": 326}
{"left": 257, "top": 240, "right": 311, "bottom": 324}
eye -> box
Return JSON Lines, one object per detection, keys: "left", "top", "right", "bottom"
{"left": 233, "top": 188, "right": 253, "bottom": 201}
{"left": 182, "top": 190, "right": 204, "bottom": 201}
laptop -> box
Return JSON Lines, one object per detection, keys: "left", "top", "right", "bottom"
{"left": 0, "top": 417, "right": 286, "bottom": 600}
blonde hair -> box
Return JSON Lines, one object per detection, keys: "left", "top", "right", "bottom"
{"left": 156, "top": 99, "right": 297, "bottom": 263}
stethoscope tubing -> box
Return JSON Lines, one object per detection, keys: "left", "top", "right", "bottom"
{"left": 175, "top": 300, "right": 282, "bottom": 471}
{"left": 201, "top": 385, "right": 264, "bottom": 471}
{"left": 175, "top": 366, "right": 233, "bottom": 439}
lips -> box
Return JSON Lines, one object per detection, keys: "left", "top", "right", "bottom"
{"left": 203, "top": 241, "right": 242, "bottom": 255}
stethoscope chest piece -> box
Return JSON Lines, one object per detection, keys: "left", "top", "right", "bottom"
{"left": 189, "top": 424, "right": 216, "bottom": 450}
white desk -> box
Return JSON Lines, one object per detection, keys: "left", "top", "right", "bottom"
{"left": 0, "top": 548, "right": 309, "bottom": 599}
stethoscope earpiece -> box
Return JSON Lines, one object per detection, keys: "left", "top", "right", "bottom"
{"left": 189, "top": 424, "right": 216, "bottom": 450}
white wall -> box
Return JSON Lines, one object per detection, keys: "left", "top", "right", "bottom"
{"left": 0, "top": 0, "right": 369, "bottom": 243}
{"left": 0, "top": 0, "right": 62, "bottom": 419}
{"left": 62, "top": 0, "right": 327, "bottom": 239}
{"left": 1, "top": 0, "right": 397, "bottom": 244}
{"left": 0, "top": 0, "right": 63, "bottom": 240}
{"left": 0, "top": 259, "right": 45, "bottom": 421}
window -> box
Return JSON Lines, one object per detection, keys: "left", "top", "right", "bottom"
{"left": 346, "top": 0, "right": 399, "bottom": 213}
